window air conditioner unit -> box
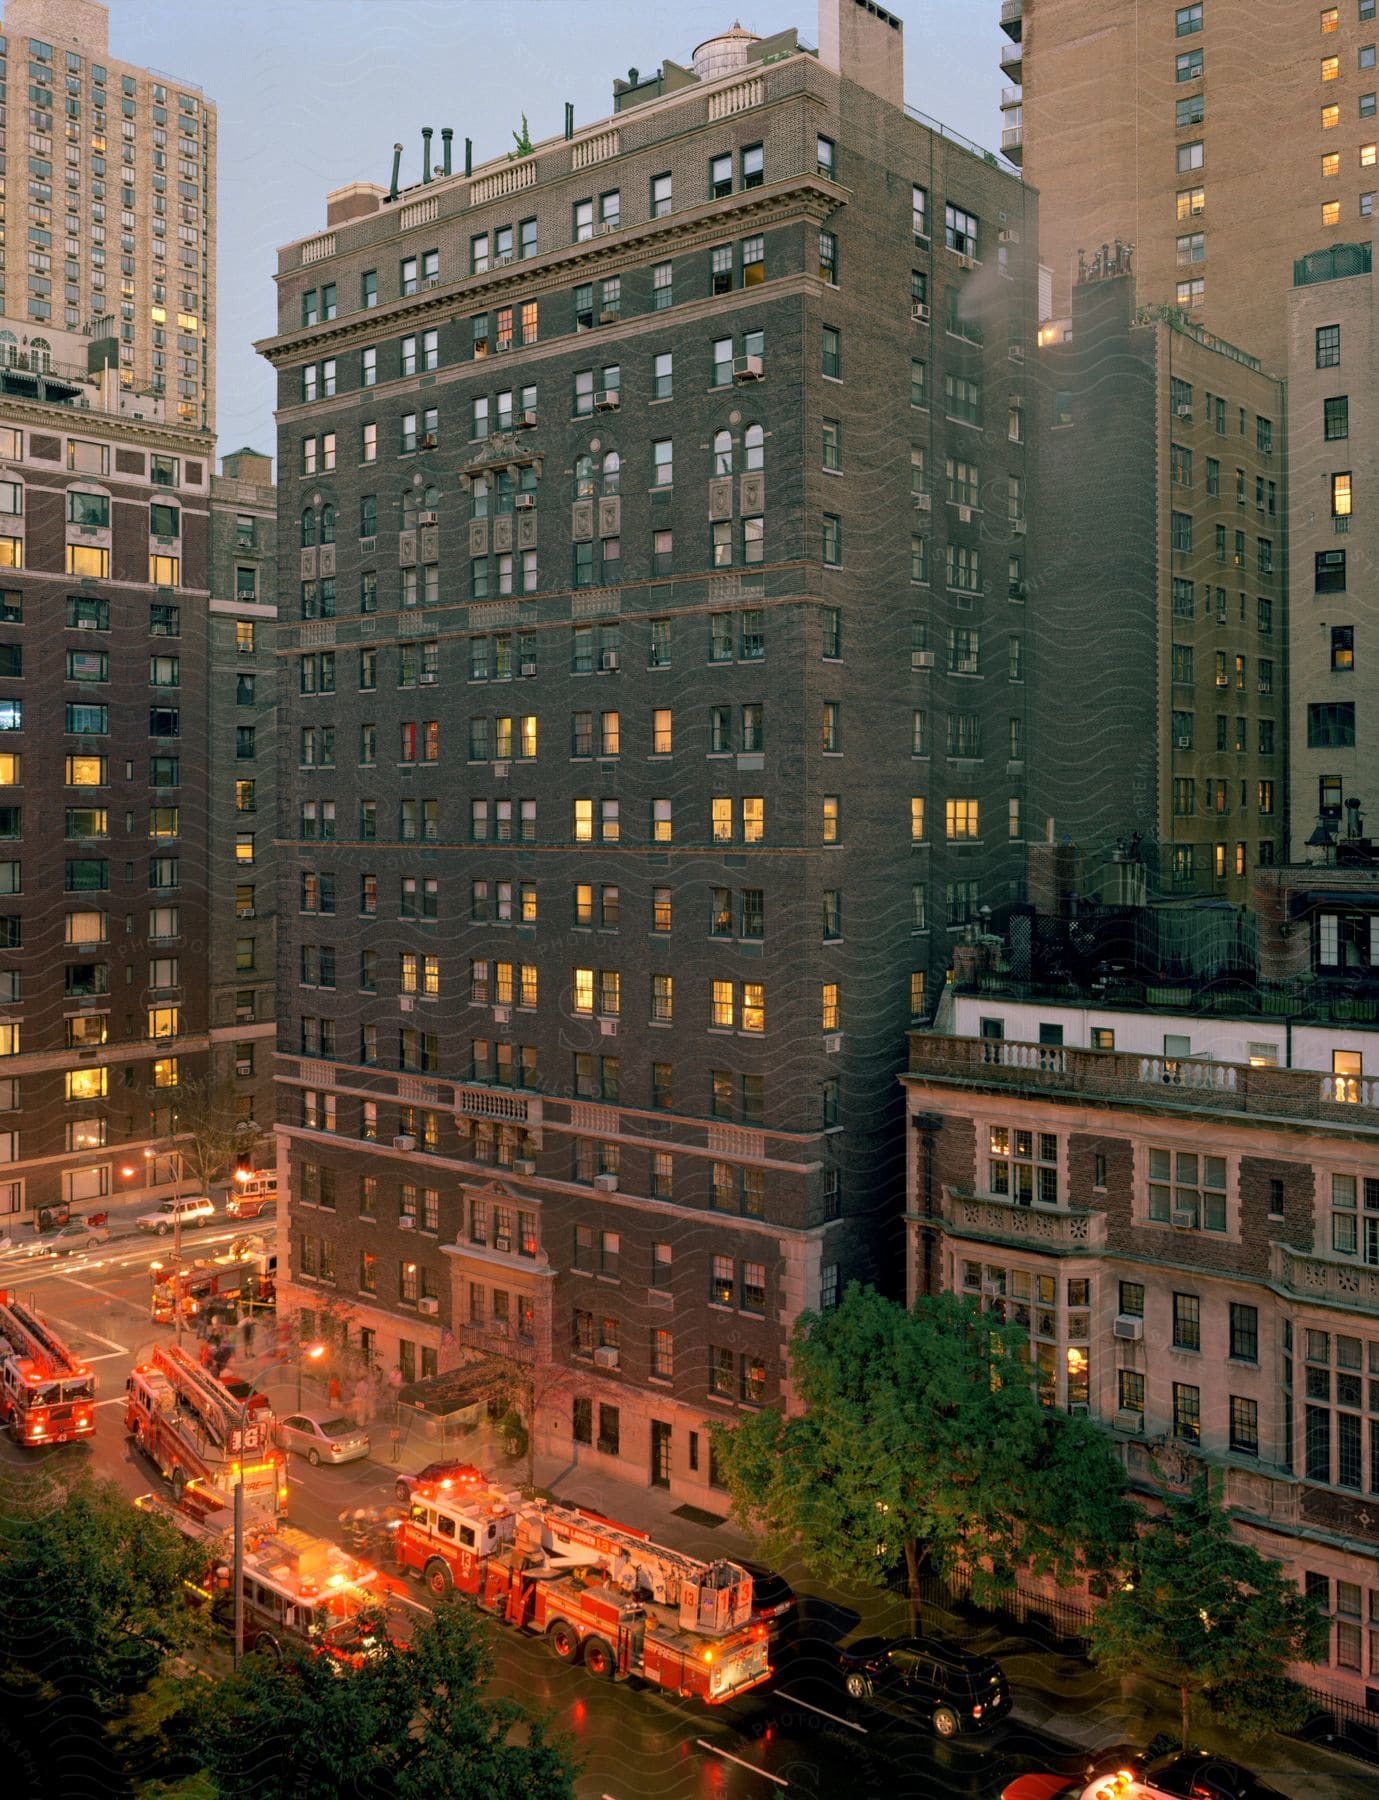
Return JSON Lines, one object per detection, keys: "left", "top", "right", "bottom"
{"left": 516, "top": 411, "right": 537, "bottom": 429}
{"left": 1170, "top": 1207, "right": 1197, "bottom": 1228}
{"left": 1175, "top": 404, "right": 1193, "bottom": 419}
{"left": 392, "top": 1134, "right": 417, "bottom": 1152}
{"left": 1113, "top": 1314, "right": 1144, "bottom": 1341}
{"left": 956, "top": 253, "right": 977, "bottom": 270}
{"left": 594, "top": 1344, "right": 620, "bottom": 1368}
{"left": 913, "top": 648, "right": 935, "bottom": 668}
{"left": 600, "top": 650, "right": 619, "bottom": 671}
{"left": 1008, "top": 344, "right": 1025, "bottom": 361}
{"left": 600, "top": 1018, "right": 618, "bottom": 1037}
{"left": 426, "top": 274, "right": 441, "bottom": 287}
{"left": 598, "top": 310, "right": 619, "bottom": 325}
{"left": 417, "top": 510, "right": 438, "bottom": 526}
{"left": 493, "top": 1005, "right": 511, "bottom": 1024}
{"left": 914, "top": 490, "right": 932, "bottom": 512}
{"left": 494, "top": 253, "right": 513, "bottom": 267}
{"left": 1067, "top": 1402, "right": 1089, "bottom": 1418}
{"left": 513, "top": 1157, "right": 536, "bottom": 1174}
{"left": 399, "top": 995, "right": 415, "bottom": 1012}
{"left": 1011, "top": 517, "right": 1027, "bottom": 535}
{"left": 912, "top": 302, "right": 930, "bottom": 323}
{"left": 1176, "top": 734, "right": 1192, "bottom": 748}
{"left": 418, "top": 1295, "right": 439, "bottom": 1314}
{"left": 492, "top": 760, "right": 510, "bottom": 778}
{"left": 594, "top": 389, "right": 620, "bottom": 410}
{"left": 419, "top": 434, "right": 438, "bottom": 450}
{"left": 597, "top": 222, "right": 618, "bottom": 236}
{"left": 359, "top": 535, "right": 377, "bottom": 553}
{"left": 496, "top": 341, "right": 512, "bottom": 353}
{"left": 515, "top": 492, "right": 536, "bottom": 509}
{"left": 398, "top": 1214, "right": 416, "bottom": 1230}
{"left": 823, "top": 1032, "right": 842, "bottom": 1053}
{"left": 1113, "top": 1408, "right": 1144, "bottom": 1434}
{"left": 957, "top": 505, "right": 973, "bottom": 524}
{"left": 520, "top": 661, "right": 538, "bottom": 677}
{"left": 998, "top": 228, "right": 1019, "bottom": 244}
{"left": 733, "top": 354, "right": 764, "bottom": 382}
{"left": 593, "top": 1172, "right": 618, "bottom": 1192}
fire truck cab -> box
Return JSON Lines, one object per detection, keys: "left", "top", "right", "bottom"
{"left": 218, "top": 1523, "right": 393, "bottom": 1666}
{"left": 395, "top": 1481, "right": 770, "bottom": 1703}
{"left": 0, "top": 1289, "right": 96, "bottom": 1445}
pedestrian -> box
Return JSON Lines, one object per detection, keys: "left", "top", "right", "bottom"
{"left": 198, "top": 1339, "right": 212, "bottom": 1369}
{"left": 328, "top": 1373, "right": 341, "bottom": 1408}
{"left": 240, "top": 1312, "right": 255, "bottom": 1355}
{"left": 213, "top": 1341, "right": 233, "bottom": 1376}
{"left": 387, "top": 1363, "right": 403, "bottom": 1398}
{"left": 352, "top": 1375, "right": 370, "bottom": 1428}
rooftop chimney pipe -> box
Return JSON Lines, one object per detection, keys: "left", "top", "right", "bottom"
{"left": 422, "top": 126, "right": 433, "bottom": 183}
{"left": 388, "top": 142, "right": 403, "bottom": 202}
{"left": 441, "top": 128, "right": 453, "bottom": 177}
{"left": 564, "top": 101, "right": 574, "bottom": 141}
{"left": 465, "top": 137, "right": 472, "bottom": 177}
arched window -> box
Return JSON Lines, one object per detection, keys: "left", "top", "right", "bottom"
{"left": 471, "top": 475, "right": 490, "bottom": 520}
{"left": 319, "top": 504, "right": 336, "bottom": 544}
{"left": 422, "top": 484, "right": 440, "bottom": 511}
{"left": 360, "top": 495, "right": 377, "bottom": 537}
{"left": 495, "top": 469, "right": 515, "bottom": 514}
{"left": 602, "top": 451, "right": 621, "bottom": 495}
{"left": 574, "top": 454, "right": 595, "bottom": 500}
{"left": 29, "top": 337, "right": 50, "bottom": 373}
{"left": 713, "top": 429, "right": 733, "bottom": 477}
{"left": 401, "top": 488, "right": 418, "bottom": 528}
{"left": 300, "top": 507, "right": 317, "bottom": 548}
{"left": 744, "top": 423, "right": 764, "bottom": 472}
{"left": 0, "top": 331, "right": 17, "bottom": 369}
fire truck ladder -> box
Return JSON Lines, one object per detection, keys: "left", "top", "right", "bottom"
{"left": 149, "top": 1343, "right": 247, "bottom": 1449}
{"left": 524, "top": 1501, "right": 741, "bottom": 1612}
{"left": 0, "top": 1290, "right": 82, "bottom": 1379}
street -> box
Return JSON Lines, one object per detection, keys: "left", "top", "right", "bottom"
{"left": 0, "top": 1220, "right": 1367, "bottom": 1800}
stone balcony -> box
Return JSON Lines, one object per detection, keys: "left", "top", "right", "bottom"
{"left": 930, "top": 1184, "right": 1107, "bottom": 1256}
{"left": 1270, "top": 1241, "right": 1379, "bottom": 1317}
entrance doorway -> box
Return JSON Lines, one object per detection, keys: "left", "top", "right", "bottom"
{"left": 650, "top": 1419, "right": 672, "bottom": 1488}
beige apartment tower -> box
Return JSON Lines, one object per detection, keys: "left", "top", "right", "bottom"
{"left": 0, "top": 0, "right": 216, "bottom": 429}
{"left": 1003, "top": 0, "right": 1377, "bottom": 370}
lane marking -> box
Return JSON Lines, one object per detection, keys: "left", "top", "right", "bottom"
{"left": 95, "top": 1396, "right": 126, "bottom": 1409}
{"left": 772, "top": 1689, "right": 868, "bottom": 1734}
{"left": 695, "top": 1740, "right": 789, "bottom": 1788}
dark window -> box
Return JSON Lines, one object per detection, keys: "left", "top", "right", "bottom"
{"left": 1229, "top": 1302, "right": 1258, "bottom": 1362}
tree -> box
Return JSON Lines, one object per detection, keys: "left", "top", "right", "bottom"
{"left": 193, "top": 1602, "right": 576, "bottom": 1798}
{"left": 1087, "top": 1476, "right": 1328, "bottom": 1749}
{"left": 0, "top": 1474, "right": 208, "bottom": 1709}
{"left": 713, "top": 1284, "right": 1136, "bottom": 1622}
{"left": 157, "top": 1072, "right": 263, "bottom": 1195}
{"left": 469, "top": 1346, "right": 571, "bottom": 1494}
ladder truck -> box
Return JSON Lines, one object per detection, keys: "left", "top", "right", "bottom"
{"left": 0, "top": 1288, "right": 96, "bottom": 1446}
{"left": 125, "top": 1342, "right": 286, "bottom": 1523}
{"left": 395, "top": 1475, "right": 770, "bottom": 1703}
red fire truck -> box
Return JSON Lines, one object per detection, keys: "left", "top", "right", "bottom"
{"left": 136, "top": 1495, "right": 396, "bottom": 1665}
{"left": 150, "top": 1247, "right": 274, "bottom": 1327}
{"left": 126, "top": 1342, "right": 286, "bottom": 1522}
{"left": 0, "top": 1288, "right": 96, "bottom": 1446}
{"left": 395, "top": 1477, "right": 770, "bottom": 1703}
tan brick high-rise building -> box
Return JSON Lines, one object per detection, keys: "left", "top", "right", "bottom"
{"left": 1002, "top": 0, "right": 1375, "bottom": 371}
{"left": 0, "top": 0, "right": 217, "bottom": 430}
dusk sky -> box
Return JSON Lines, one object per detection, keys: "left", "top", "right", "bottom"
{"left": 94, "top": 0, "right": 999, "bottom": 467}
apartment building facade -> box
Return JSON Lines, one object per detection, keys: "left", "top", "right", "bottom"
{"left": 0, "top": 0, "right": 217, "bottom": 429}
{"left": 0, "top": 321, "right": 217, "bottom": 1228}
{"left": 1034, "top": 265, "right": 1285, "bottom": 900}
{"left": 259, "top": 0, "right": 1040, "bottom": 1500}
{"left": 1001, "top": 0, "right": 1370, "bottom": 370}
{"left": 904, "top": 998, "right": 1379, "bottom": 1707}
{"left": 207, "top": 448, "right": 277, "bottom": 1146}
{"left": 1286, "top": 241, "right": 1376, "bottom": 852}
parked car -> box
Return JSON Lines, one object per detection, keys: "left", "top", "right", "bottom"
{"left": 27, "top": 1220, "right": 110, "bottom": 1258}
{"left": 738, "top": 1559, "right": 799, "bottom": 1657}
{"left": 278, "top": 1411, "right": 370, "bottom": 1466}
{"left": 838, "top": 1634, "right": 1011, "bottom": 1736}
{"left": 136, "top": 1196, "right": 215, "bottom": 1235}
{"left": 393, "top": 1459, "right": 484, "bottom": 1505}
{"left": 1002, "top": 1750, "right": 1289, "bottom": 1800}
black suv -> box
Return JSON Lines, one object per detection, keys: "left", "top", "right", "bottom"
{"left": 837, "top": 1635, "right": 1011, "bottom": 1736}
{"left": 739, "top": 1561, "right": 799, "bottom": 1657}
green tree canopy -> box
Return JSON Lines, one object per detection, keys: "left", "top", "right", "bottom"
{"left": 1087, "top": 1476, "right": 1328, "bottom": 1747}
{"left": 194, "top": 1601, "right": 576, "bottom": 1799}
{"left": 714, "top": 1284, "right": 1136, "bottom": 1611}
{"left": 0, "top": 1474, "right": 208, "bottom": 1708}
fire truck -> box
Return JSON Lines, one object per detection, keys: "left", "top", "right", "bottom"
{"left": 150, "top": 1246, "right": 274, "bottom": 1327}
{"left": 395, "top": 1477, "right": 770, "bottom": 1703}
{"left": 135, "top": 1495, "right": 395, "bottom": 1666}
{"left": 0, "top": 1288, "right": 96, "bottom": 1446}
{"left": 126, "top": 1342, "right": 286, "bottom": 1522}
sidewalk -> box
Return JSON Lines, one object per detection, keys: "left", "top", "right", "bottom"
{"left": 338, "top": 1401, "right": 1372, "bottom": 1800}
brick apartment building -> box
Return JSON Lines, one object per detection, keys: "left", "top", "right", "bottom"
{"left": 999, "top": 0, "right": 1364, "bottom": 372}
{"left": 258, "top": 0, "right": 1041, "bottom": 1499}
{"left": 1033, "top": 262, "right": 1286, "bottom": 901}
{"left": 0, "top": 0, "right": 218, "bottom": 430}
{"left": 0, "top": 322, "right": 220, "bottom": 1227}
{"left": 903, "top": 864, "right": 1379, "bottom": 1708}
{"left": 207, "top": 447, "right": 277, "bottom": 1142}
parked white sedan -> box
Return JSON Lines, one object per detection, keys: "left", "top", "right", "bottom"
{"left": 277, "top": 1412, "right": 370, "bottom": 1466}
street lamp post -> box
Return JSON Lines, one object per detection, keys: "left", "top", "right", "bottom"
{"left": 232, "top": 1341, "right": 325, "bottom": 1668}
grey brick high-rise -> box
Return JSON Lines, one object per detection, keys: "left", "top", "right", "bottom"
{"left": 260, "top": 1, "right": 1038, "bottom": 1500}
